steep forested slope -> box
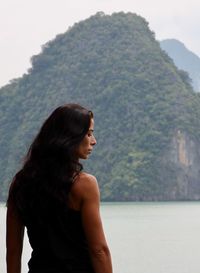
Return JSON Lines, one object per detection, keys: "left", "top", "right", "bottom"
{"left": 1, "top": 12, "right": 200, "bottom": 201}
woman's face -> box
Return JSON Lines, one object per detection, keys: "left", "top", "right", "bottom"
{"left": 76, "top": 118, "right": 97, "bottom": 160}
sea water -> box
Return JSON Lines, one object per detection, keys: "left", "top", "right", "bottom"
{"left": 1, "top": 202, "right": 200, "bottom": 273}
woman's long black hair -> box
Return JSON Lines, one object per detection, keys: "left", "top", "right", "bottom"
{"left": 7, "top": 103, "right": 93, "bottom": 222}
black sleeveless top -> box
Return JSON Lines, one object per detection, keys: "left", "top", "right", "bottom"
{"left": 25, "top": 206, "right": 95, "bottom": 273}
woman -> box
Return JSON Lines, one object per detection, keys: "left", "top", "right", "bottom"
{"left": 6, "top": 103, "right": 113, "bottom": 273}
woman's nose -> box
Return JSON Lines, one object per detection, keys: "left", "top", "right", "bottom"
{"left": 91, "top": 135, "right": 97, "bottom": 146}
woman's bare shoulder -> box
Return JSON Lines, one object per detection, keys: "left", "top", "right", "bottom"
{"left": 68, "top": 173, "right": 99, "bottom": 210}
{"left": 76, "top": 172, "right": 98, "bottom": 188}
{"left": 79, "top": 172, "right": 97, "bottom": 182}
{"left": 72, "top": 172, "right": 99, "bottom": 198}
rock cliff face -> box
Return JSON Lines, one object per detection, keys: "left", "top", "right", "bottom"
{"left": 166, "top": 131, "right": 200, "bottom": 200}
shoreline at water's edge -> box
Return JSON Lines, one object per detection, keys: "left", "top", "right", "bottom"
{"left": 100, "top": 200, "right": 200, "bottom": 206}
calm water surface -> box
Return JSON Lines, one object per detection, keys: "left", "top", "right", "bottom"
{"left": 1, "top": 202, "right": 200, "bottom": 273}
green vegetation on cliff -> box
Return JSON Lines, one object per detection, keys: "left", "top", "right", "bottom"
{"left": 1, "top": 12, "right": 200, "bottom": 201}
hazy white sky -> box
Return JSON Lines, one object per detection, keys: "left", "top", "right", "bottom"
{"left": 0, "top": 0, "right": 199, "bottom": 87}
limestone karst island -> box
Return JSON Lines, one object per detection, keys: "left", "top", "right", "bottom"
{"left": 1, "top": 12, "right": 200, "bottom": 201}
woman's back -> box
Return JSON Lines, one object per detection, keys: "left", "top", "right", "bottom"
{"left": 25, "top": 173, "right": 94, "bottom": 273}
{"left": 26, "top": 203, "right": 94, "bottom": 272}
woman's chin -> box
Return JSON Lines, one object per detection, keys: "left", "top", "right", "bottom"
{"left": 79, "top": 154, "right": 89, "bottom": 160}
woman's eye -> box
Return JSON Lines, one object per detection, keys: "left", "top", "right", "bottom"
{"left": 87, "top": 130, "right": 94, "bottom": 137}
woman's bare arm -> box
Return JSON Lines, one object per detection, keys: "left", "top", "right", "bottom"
{"left": 79, "top": 174, "right": 113, "bottom": 273}
{"left": 6, "top": 203, "right": 24, "bottom": 273}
